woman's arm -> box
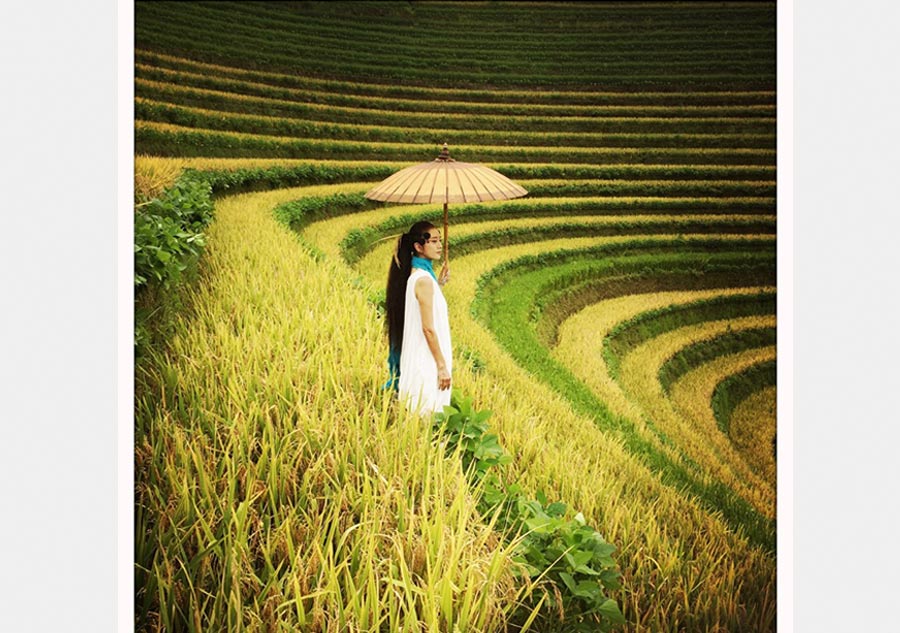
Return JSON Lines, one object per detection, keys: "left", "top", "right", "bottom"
{"left": 415, "top": 277, "right": 451, "bottom": 390}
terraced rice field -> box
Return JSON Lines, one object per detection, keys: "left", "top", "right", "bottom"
{"left": 134, "top": 2, "right": 777, "bottom": 631}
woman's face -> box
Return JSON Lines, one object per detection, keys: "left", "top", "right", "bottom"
{"left": 417, "top": 229, "right": 443, "bottom": 261}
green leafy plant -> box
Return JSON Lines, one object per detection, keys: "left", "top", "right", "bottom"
{"left": 434, "top": 390, "right": 625, "bottom": 631}
{"left": 509, "top": 494, "right": 625, "bottom": 632}
{"left": 134, "top": 173, "right": 214, "bottom": 352}
{"left": 134, "top": 173, "right": 214, "bottom": 290}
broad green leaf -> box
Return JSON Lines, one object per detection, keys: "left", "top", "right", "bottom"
{"left": 462, "top": 425, "right": 482, "bottom": 439}
{"left": 559, "top": 572, "right": 578, "bottom": 594}
{"left": 574, "top": 564, "right": 602, "bottom": 576}
{"left": 574, "top": 580, "right": 601, "bottom": 601}
{"left": 572, "top": 550, "right": 593, "bottom": 567}
{"left": 524, "top": 516, "right": 552, "bottom": 534}
{"left": 547, "top": 501, "right": 567, "bottom": 517}
{"left": 600, "top": 569, "right": 622, "bottom": 590}
{"left": 598, "top": 599, "right": 626, "bottom": 624}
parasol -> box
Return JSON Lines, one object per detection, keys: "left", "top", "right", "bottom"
{"left": 364, "top": 144, "right": 528, "bottom": 279}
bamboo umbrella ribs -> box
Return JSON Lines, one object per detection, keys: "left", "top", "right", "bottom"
{"left": 364, "top": 144, "right": 528, "bottom": 280}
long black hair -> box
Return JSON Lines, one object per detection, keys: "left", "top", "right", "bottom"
{"left": 386, "top": 221, "right": 437, "bottom": 357}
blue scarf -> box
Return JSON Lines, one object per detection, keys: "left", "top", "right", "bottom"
{"left": 384, "top": 257, "right": 438, "bottom": 391}
{"left": 411, "top": 256, "right": 437, "bottom": 281}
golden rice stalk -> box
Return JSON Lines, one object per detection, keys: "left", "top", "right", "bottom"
{"left": 134, "top": 154, "right": 184, "bottom": 202}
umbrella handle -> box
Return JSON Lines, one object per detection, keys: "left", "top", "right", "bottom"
{"left": 442, "top": 200, "right": 450, "bottom": 264}
{"left": 441, "top": 199, "right": 450, "bottom": 287}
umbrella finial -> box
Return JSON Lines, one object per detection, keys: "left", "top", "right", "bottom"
{"left": 437, "top": 143, "right": 451, "bottom": 161}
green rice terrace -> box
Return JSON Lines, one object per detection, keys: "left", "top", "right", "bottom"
{"left": 133, "top": 2, "right": 777, "bottom": 631}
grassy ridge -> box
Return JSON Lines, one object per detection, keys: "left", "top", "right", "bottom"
{"left": 300, "top": 196, "right": 776, "bottom": 265}
{"left": 136, "top": 121, "right": 777, "bottom": 163}
{"left": 137, "top": 155, "right": 777, "bottom": 186}
{"left": 713, "top": 360, "right": 778, "bottom": 435}
{"left": 135, "top": 96, "right": 776, "bottom": 148}
{"left": 727, "top": 387, "right": 777, "bottom": 483}
{"left": 133, "top": 86, "right": 776, "bottom": 133}
{"left": 536, "top": 276, "right": 773, "bottom": 349}
{"left": 136, "top": 51, "right": 777, "bottom": 106}
{"left": 659, "top": 327, "right": 778, "bottom": 393}
{"left": 343, "top": 216, "right": 776, "bottom": 265}
{"left": 136, "top": 63, "right": 778, "bottom": 117}
{"left": 604, "top": 293, "right": 777, "bottom": 378}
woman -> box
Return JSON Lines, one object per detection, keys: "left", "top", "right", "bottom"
{"left": 385, "top": 221, "right": 452, "bottom": 416}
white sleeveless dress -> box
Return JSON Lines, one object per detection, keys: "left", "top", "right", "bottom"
{"left": 398, "top": 269, "right": 453, "bottom": 416}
